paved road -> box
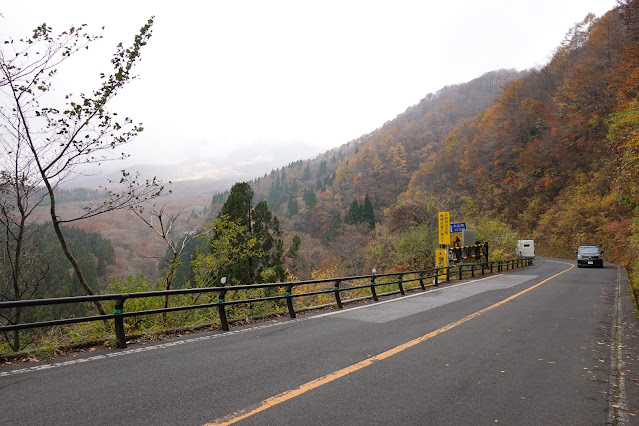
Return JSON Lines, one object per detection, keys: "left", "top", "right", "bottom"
{"left": 1, "top": 258, "right": 637, "bottom": 425}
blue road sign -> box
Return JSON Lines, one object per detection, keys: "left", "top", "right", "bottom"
{"left": 450, "top": 222, "right": 467, "bottom": 233}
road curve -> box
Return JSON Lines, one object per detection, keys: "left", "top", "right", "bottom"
{"left": 1, "top": 258, "right": 637, "bottom": 425}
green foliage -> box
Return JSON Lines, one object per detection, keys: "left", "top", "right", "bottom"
{"left": 532, "top": 170, "right": 625, "bottom": 259}
{"left": 214, "top": 182, "right": 287, "bottom": 284}
{"left": 105, "top": 275, "right": 162, "bottom": 332}
{"left": 318, "top": 160, "right": 328, "bottom": 177}
{"left": 365, "top": 224, "right": 438, "bottom": 272}
{"left": 104, "top": 275, "right": 219, "bottom": 333}
{"left": 303, "top": 188, "right": 317, "bottom": 208}
{"left": 627, "top": 215, "right": 639, "bottom": 295}
{"left": 252, "top": 201, "right": 286, "bottom": 281}
{"left": 191, "top": 215, "right": 260, "bottom": 287}
{"left": 472, "top": 216, "right": 520, "bottom": 261}
{"left": 288, "top": 195, "right": 300, "bottom": 216}
{"left": 211, "top": 190, "right": 230, "bottom": 206}
{"left": 362, "top": 195, "right": 375, "bottom": 228}
{"left": 607, "top": 98, "right": 639, "bottom": 205}
{"left": 344, "top": 195, "right": 375, "bottom": 228}
{"left": 267, "top": 175, "right": 286, "bottom": 209}
{"left": 302, "top": 164, "right": 312, "bottom": 180}
{"left": 345, "top": 200, "right": 361, "bottom": 224}
{"left": 286, "top": 234, "right": 301, "bottom": 259}
{"left": 220, "top": 182, "right": 254, "bottom": 227}
{"left": 2, "top": 225, "right": 115, "bottom": 309}
{"left": 1, "top": 225, "right": 116, "bottom": 353}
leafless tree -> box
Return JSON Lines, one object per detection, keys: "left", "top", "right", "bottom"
{"left": 132, "top": 204, "right": 208, "bottom": 324}
{"left": 0, "top": 18, "right": 164, "bottom": 317}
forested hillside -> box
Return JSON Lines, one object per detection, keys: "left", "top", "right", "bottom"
{"left": 208, "top": 69, "right": 527, "bottom": 277}
{"left": 1, "top": 227, "right": 115, "bottom": 332}
{"left": 402, "top": 5, "right": 638, "bottom": 268}
{"left": 209, "top": 2, "right": 638, "bottom": 285}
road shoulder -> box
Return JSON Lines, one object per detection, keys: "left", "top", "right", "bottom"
{"left": 617, "top": 266, "right": 639, "bottom": 422}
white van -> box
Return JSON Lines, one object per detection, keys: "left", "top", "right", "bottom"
{"left": 515, "top": 240, "right": 535, "bottom": 258}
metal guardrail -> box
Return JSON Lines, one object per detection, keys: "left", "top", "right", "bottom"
{"left": 0, "top": 258, "right": 533, "bottom": 349}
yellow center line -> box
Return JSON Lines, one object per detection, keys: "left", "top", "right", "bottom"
{"left": 207, "top": 261, "right": 573, "bottom": 425}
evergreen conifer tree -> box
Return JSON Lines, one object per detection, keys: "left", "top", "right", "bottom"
{"left": 218, "top": 182, "right": 286, "bottom": 284}
{"left": 362, "top": 194, "right": 375, "bottom": 229}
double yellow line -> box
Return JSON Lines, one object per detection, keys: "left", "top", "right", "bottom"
{"left": 208, "top": 261, "right": 573, "bottom": 425}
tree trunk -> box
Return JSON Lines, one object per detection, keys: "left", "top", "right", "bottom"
{"left": 9, "top": 211, "right": 26, "bottom": 351}
{"left": 47, "top": 190, "right": 107, "bottom": 316}
{"left": 11, "top": 309, "right": 21, "bottom": 351}
{"left": 162, "top": 254, "right": 179, "bottom": 326}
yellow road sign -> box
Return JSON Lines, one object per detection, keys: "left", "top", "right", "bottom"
{"left": 436, "top": 249, "right": 448, "bottom": 268}
{"left": 438, "top": 212, "right": 450, "bottom": 245}
{"left": 450, "top": 232, "right": 462, "bottom": 247}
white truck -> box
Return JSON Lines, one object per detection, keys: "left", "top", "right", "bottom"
{"left": 515, "top": 240, "right": 535, "bottom": 258}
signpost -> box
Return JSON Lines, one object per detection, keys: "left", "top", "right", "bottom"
{"left": 438, "top": 212, "right": 450, "bottom": 245}
{"left": 435, "top": 249, "right": 448, "bottom": 268}
{"left": 450, "top": 222, "right": 466, "bottom": 233}
{"left": 450, "top": 232, "right": 462, "bottom": 247}
{"left": 436, "top": 217, "right": 486, "bottom": 265}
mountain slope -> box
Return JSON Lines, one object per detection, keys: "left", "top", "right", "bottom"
{"left": 234, "top": 69, "right": 526, "bottom": 239}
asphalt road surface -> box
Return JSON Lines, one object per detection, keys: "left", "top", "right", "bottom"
{"left": 1, "top": 258, "right": 637, "bottom": 425}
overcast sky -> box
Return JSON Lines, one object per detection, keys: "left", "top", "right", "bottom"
{"left": 1, "top": 1, "right": 618, "bottom": 178}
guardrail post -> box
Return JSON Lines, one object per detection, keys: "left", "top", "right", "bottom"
{"left": 334, "top": 280, "right": 343, "bottom": 309}
{"left": 114, "top": 297, "right": 127, "bottom": 349}
{"left": 433, "top": 270, "right": 439, "bottom": 287}
{"left": 370, "top": 277, "right": 379, "bottom": 301}
{"left": 285, "top": 285, "right": 296, "bottom": 319}
{"left": 419, "top": 272, "right": 426, "bottom": 290}
{"left": 446, "top": 267, "right": 450, "bottom": 282}
{"left": 481, "top": 262, "right": 485, "bottom": 275}
{"left": 397, "top": 274, "right": 405, "bottom": 295}
{"left": 218, "top": 286, "right": 229, "bottom": 331}
{"left": 459, "top": 265, "right": 463, "bottom": 280}
{"left": 471, "top": 264, "right": 475, "bottom": 278}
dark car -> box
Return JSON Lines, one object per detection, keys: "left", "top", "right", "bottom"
{"left": 575, "top": 245, "right": 604, "bottom": 268}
